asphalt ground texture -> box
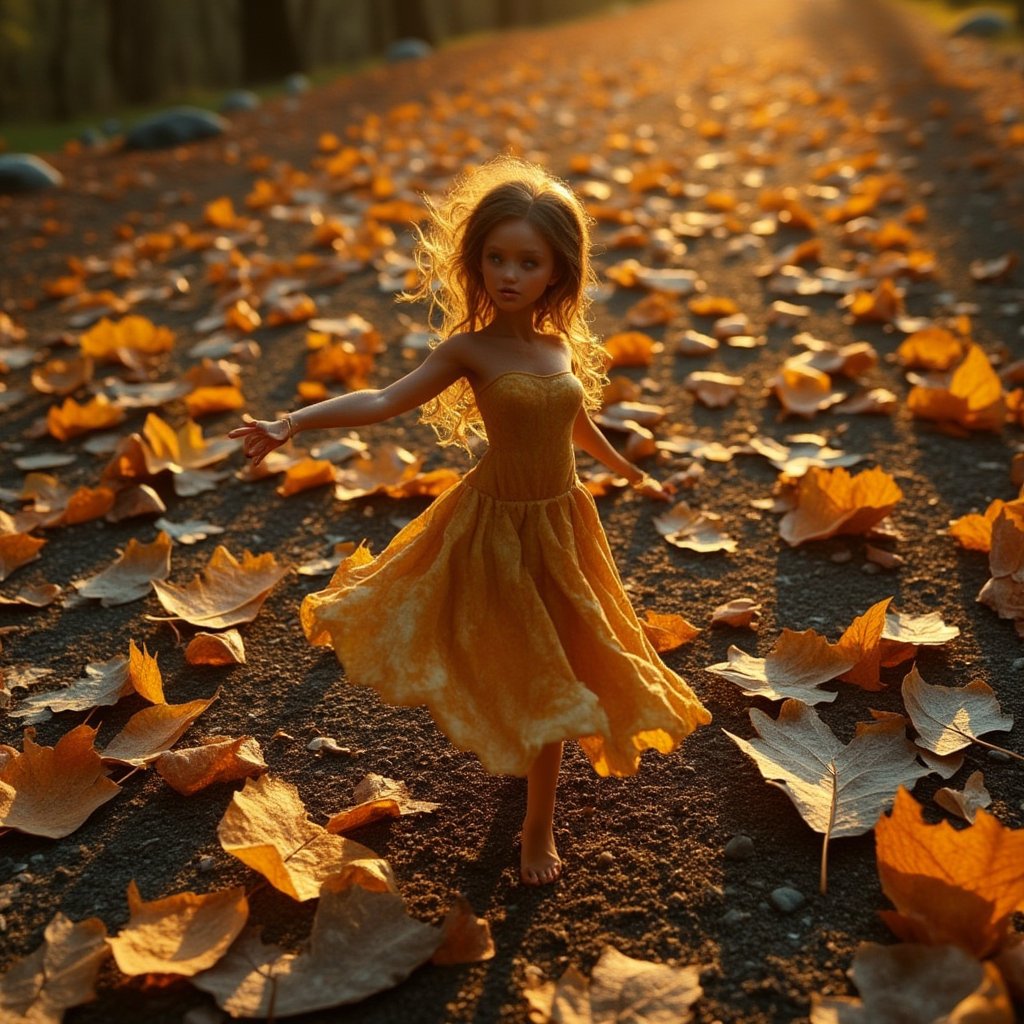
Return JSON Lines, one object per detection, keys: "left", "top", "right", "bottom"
{"left": 2, "top": 0, "right": 1024, "bottom": 1021}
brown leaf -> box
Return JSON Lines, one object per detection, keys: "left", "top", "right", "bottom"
{"left": 935, "top": 770, "right": 992, "bottom": 824}
{"left": 809, "top": 942, "right": 1014, "bottom": 1024}
{"left": 74, "top": 532, "right": 172, "bottom": 606}
{"left": 216, "top": 774, "right": 394, "bottom": 901}
{"left": 707, "top": 629, "right": 855, "bottom": 704}
{"left": 277, "top": 457, "right": 336, "bottom": 496}
{"left": 326, "top": 773, "right": 440, "bottom": 834}
{"left": 653, "top": 502, "right": 737, "bottom": 552}
{"left": 149, "top": 545, "right": 288, "bottom": 628}
{"left": 0, "top": 725, "right": 120, "bottom": 838}
{"left": 949, "top": 499, "right": 1010, "bottom": 552}
{"left": 192, "top": 886, "right": 440, "bottom": 1017}
{"left": 710, "top": 598, "right": 762, "bottom": 629}
{"left": 603, "top": 331, "right": 658, "bottom": 368}
{"left": 108, "top": 881, "right": 248, "bottom": 977}
{"left": 875, "top": 787, "right": 1024, "bottom": 958}
{"left": 185, "top": 629, "right": 246, "bottom": 665}
{"left": 46, "top": 394, "right": 126, "bottom": 441}
{"left": 156, "top": 736, "right": 266, "bottom": 795}
{"left": 333, "top": 445, "right": 421, "bottom": 502}
{"left": 908, "top": 345, "right": 1006, "bottom": 433}
{"left": 683, "top": 370, "right": 743, "bottom": 407}
{"left": 431, "top": 896, "right": 496, "bottom": 965}
{"left": 772, "top": 362, "right": 847, "bottom": 418}
{"left": 836, "top": 597, "right": 892, "bottom": 691}
{"left": 101, "top": 695, "right": 218, "bottom": 767}
{"left": 0, "top": 582, "right": 61, "bottom": 608}
{"left": 0, "top": 912, "right": 109, "bottom": 1022}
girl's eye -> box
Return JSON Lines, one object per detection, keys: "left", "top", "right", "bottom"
{"left": 523, "top": 261, "right": 536, "bottom": 269}
{"left": 488, "top": 254, "right": 501, "bottom": 263}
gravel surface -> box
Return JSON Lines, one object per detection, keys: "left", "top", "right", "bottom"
{"left": 2, "top": 1, "right": 1023, "bottom": 1021}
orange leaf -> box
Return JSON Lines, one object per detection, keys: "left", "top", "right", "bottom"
{"left": 46, "top": 394, "right": 125, "bottom": 441}
{"left": 0, "top": 533, "right": 46, "bottom": 582}
{"left": 0, "top": 725, "right": 120, "bottom": 837}
{"left": 689, "top": 295, "right": 738, "bottom": 317}
{"left": 156, "top": 736, "right": 266, "bottom": 795}
{"left": 277, "top": 458, "right": 336, "bottom": 497}
{"left": 61, "top": 485, "right": 115, "bottom": 526}
{"left": 185, "top": 629, "right": 246, "bottom": 666}
{"left": 772, "top": 362, "right": 846, "bottom": 418}
{"left": 836, "top": 597, "right": 893, "bottom": 691}
{"left": 184, "top": 385, "right": 245, "bottom": 418}
{"left": 779, "top": 466, "right": 903, "bottom": 546}
{"left": 101, "top": 696, "right": 218, "bottom": 767}
{"left": 710, "top": 598, "right": 761, "bottom": 629}
{"left": 79, "top": 315, "right": 174, "bottom": 364}
{"left": 875, "top": 787, "right": 1024, "bottom": 958}
{"left": 603, "top": 331, "right": 657, "bottom": 368}
{"left": 897, "top": 327, "right": 966, "bottom": 371}
{"left": 640, "top": 611, "right": 700, "bottom": 652}
{"left": 431, "top": 896, "right": 495, "bottom": 965}
{"left": 949, "top": 498, "right": 1009, "bottom": 552}
{"left": 108, "top": 881, "right": 248, "bottom": 976}
{"left": 908, "top": 344, "right": 1006, "bottom": 433}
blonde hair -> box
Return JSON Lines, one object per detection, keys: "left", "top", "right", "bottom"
{"left": 405, "top": 155, "right": 606, "bottom": 450}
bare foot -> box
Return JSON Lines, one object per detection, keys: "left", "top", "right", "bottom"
{"left": 520, "top": 821, "right": 562, "bottom": 885}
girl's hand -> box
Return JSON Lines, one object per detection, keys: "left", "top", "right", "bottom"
{"left": 633, "top": 474, "right": 675, "bottom": 503}
{"left": 227, "top": 414, "right": 290, "bottom": 467}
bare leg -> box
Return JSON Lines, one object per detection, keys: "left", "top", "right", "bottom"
{"left": 521, "top": 741, "right": 563, "bottom": 885}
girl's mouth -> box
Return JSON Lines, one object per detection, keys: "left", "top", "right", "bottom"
{"left": 499, "top": 289, "right": 519, "bottom": 299}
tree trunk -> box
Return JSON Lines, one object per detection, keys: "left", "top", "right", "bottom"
{"left": 390, "top": 0, "right": 435, "bottom": 43}
{"left": 49, "top": 0, "right": 72, "bottom": 118}
{"left": 239, "top": 0, "right": 303, "bottom": 84}
{"left": 107, "top": 0, "right": 164, "bottom": 104}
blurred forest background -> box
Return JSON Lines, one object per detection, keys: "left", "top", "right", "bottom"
{"left": 0, "top": 0, "right": 644, "bottom": 122}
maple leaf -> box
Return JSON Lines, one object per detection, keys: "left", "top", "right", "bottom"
{"left": 0, "top": 725, "right": 121, "bottom": 838}
{"left": 149, "top": 545, "right": 289, "bottom": 628}
{"left": 73, "top": 532, "right": 172, "bottom": 607}
{"left": 779, "top": 465, "right": 902, "bottom": 546}
{"left": 108, "top": 881, "right": 248, "bottom": 977}
{"left": 809, "top": 942, "right": 1014, "bottom": 1023}
{"left": 875, "top": 787, "right": 1024, "bottom": 958}
{"left": 192, "top": 887, "right": 441, "bottom": 1017}
{"left": 216, "top": 774, "right": 394, "bottom": 901}
{"left": 0, "top": 913, "right": 109, "bottom": 1023}
{"left": 156, "top": 736, "right": 266, "bottom": 796}
{"left": 901, "top": 666, "right": 1019, "bottom": 761}
{"left": 725, "top": 702, "right": 927, "bottom": 892}
{"left": 523, "top": 945, "right": 703, "bottom": 1024}
{"left": 707, "top": 628, "right": 856, "bottom": 704}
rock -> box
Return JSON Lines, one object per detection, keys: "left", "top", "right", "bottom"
{"left": 0, "top": 154, "right": 64, "bottom": 194}
{"left": 724, "top": 834, "right": 755, "bottom": 861}
{"left": 1012, "top": 657, "right": 1024, "bottom": 671}
{"left": 769, "top": 886, "right": 806, "bottom": 914}
{"left": 198, "top": 855, "right": 216, "bottom": 872}
{"left": 987, "top": 749, "right": 1012, "bottom": 763}
{"left": 721, "top": 908, "right": 751, "bottom": 927}
{"left": 387, "top": 37, "right": 433, "bottom": 62}
{"left": 284, "top": 73, "right": 310, "bottom": 96}
{"left": 595, "top": 850, "right": 616, "bottom": 869}
{"left": 220, "top": 89, "right": 261, "bottom": 113}
{"left": 124, "top": 106, "right": 228, "bottom": 151}
{"left": 951, "top": 11, "right": 1012, "bottom": 37}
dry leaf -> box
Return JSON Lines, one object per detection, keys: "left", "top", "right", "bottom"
{"left": 901, "top": 667, "right": 1016, "bottom": 759}
{"left": 326, "top": 773, "right": 440, "bottom": 834}
{"left": 725, "top": 703, "right": 927, "bottom": 892}
{"left": 603, "top": 331, "right": 657, "bottom": 368}
{"left": 707, "top": 629, "right": 856, "bottom": 704}
{"left": 101, "top": 696, "right": 218, "bottom": 767}
{"left": 0, "top": 582, "right": 61, "bottom": 608}
{"left": 639, "top": 611, "right": 700, "bottom": 653}
{"left": 0, "top": 725, "right": 120, "bottom": 838}
{"left": 333, "top": 445, "right": 421, "bottom": 501}
{"left": 684, "top": 370, "right": 743, "bottom": 407}
{"left": 156, "top": 736, "right": 266, "bottom": 795}
{"left": 154, "top": 518, "right": 226, "bottom": 545}
{"left": 108, "top": 881, "right": 248, "bottom": 976}
{"left": 779, "top": 466, "right": 903, "bottom": 546}
{"left": 653, "top": 502, "right": 737, "bottom": 553}
{"left": 710, "top": 598, "right": 762, "bottom": 629}
{"left": 185, "top": 630, "right": 246, "bottom": 665}
{"left": 277, "top": 457, "right": 337, "bottom": 497}
{"left": 908, "top": 345, "right": 1006, "bottom": 433}
{"left": 875, "top": 787, "right": 1024, "bottom": 958}
{"left": 0, "top": 534, "right": 46, "bottom": 582}
{"left": 46, "top": 394, "right": 126, "bottom": 441}
{"left": 524, "top": 945, "right": 703, "bottom": 1024}
{"left": 217, "top": 774, "right": 394, "bottom": 901}
{"left": 74, "top": 532, "right": 172, "bottom": 606}
{"left": 192, "top": 886, "right": 440, "bottom": 1017}
{"left": 431, "top": 896, "right": 496, "bottom": 965}
{"left": 149, "top": 545, "right": 289, "bottom": 628}
{"left": 79, "top": 315, "right": 174, "bottom": 365}
{"left": 772, "top": 362, "right": 847, "bottom": 418}
{"left": 897, "top": 326, "right": 966, "bottom": 371}
{"left": 0, "top": 913, "right": 109, "bottom": 1022}
{"left": 935, "top": 770, "right": 992, "bottom": 824}
{"left": 949, "top": 499, "right": 1011, "bottom": 552}
{"left": 978, "top": 503, "right": 1024, "bottom": 628}
{"left": 809, "top": 942, "right": 1014, "bottom": 1023}
{"left": 836, "top": 597, "right": 892, "bottom": 691}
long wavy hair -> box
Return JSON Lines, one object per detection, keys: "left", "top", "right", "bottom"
{"left": 405, "top": 155, "right": 606, "bottom": 450}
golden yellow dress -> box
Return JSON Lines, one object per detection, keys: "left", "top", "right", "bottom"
{"left": 300, "top": 370, "right": 711, "bottom": 777}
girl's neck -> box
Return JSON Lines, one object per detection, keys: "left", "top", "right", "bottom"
{"left": 480, "top": 310, "right": 539, "bottom": 342}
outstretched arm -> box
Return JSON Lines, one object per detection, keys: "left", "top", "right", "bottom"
{"left": 229, "top": 343, "right": 465, "bottom": 466}
{"left": 572, "top": 407, "right": 673, "bottom": 502}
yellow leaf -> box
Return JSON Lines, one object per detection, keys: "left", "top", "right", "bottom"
{"left": 108, "top": 881, "right": 248, "bottom": 976}
{"left": 156, "top": 736, "right": 266, "bottom": 796}
{"left": 101, "top": 696, "right": 218, "bottom": 767}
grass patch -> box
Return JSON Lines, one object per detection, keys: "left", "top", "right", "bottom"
{"left": 894, "top": 0, "right": 1023, "bottom": 43}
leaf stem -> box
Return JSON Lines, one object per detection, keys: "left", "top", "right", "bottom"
{"left": 821, "top": 760, "right": 838, "bottom": 896}
{"left": 970, "top": 736, "right": 1024, "bottom": 762}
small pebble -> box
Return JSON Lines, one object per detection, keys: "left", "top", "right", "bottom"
{"left": 721, "top": 908, "right": 750, "bottom": 927}
{"left": 829, "top": 549, "right": 852, "bottom": 564}
{"left": 724, "top": 834, "right": 755, "bottom": 861}
{"left": 198, "top": 856, "right": 216, "bottom": 872}
{"left": 1011, "top": 657, "right": 1024, "bottom": 672}
{"left": 769, "top": 886, "right": 806, "bottom": 914}
{"left": 595, "top": 851, "right": 616, "bottom": 869}
{"left": 861, "top": 562, "right": 880, "bottom": 575}
{"left": 987, "top": 749, "right": 1012, "bottom": 763}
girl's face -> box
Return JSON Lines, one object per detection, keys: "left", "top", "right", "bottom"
{"left": 479, "top": 218, "right": 557, "bottom": 315}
